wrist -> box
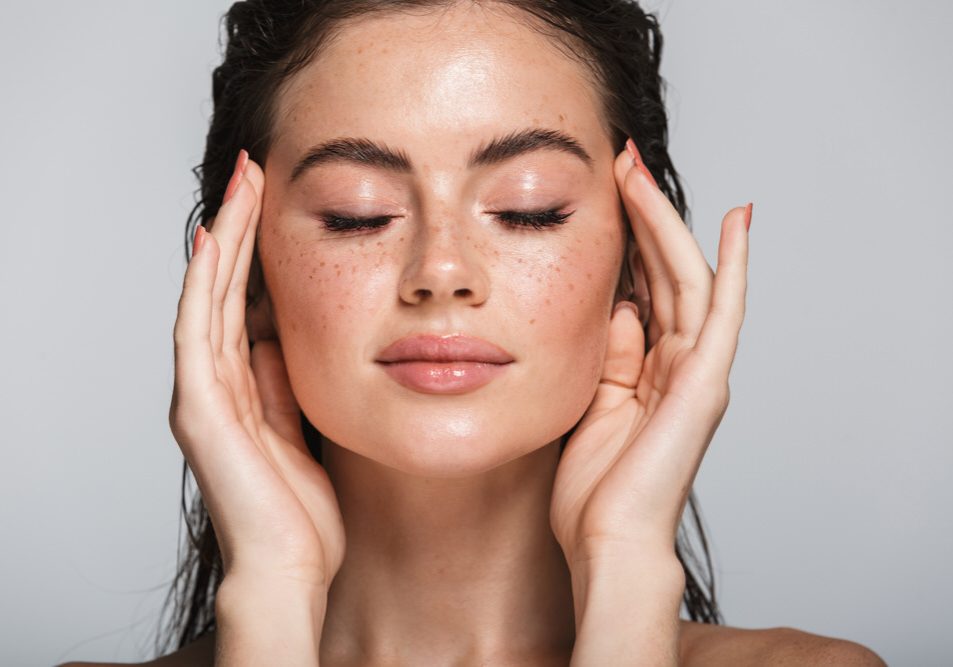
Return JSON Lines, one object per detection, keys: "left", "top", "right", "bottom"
{"left": 570, "top": 555, "right": 685, "bottom": 667}
{"left": 215, "top": 575, "right": 329, "bottom": 667}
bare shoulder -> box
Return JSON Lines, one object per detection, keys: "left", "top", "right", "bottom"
{"left": 679, "top": 620, "right": 887, "bottom": 666}
{"left": 55, "top": 632, "right": 215, "bottom": 667}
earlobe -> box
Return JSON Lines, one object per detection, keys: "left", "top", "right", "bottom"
{"left": 246, "top": 285, "right": 278, "bottom": 342}
{"left": 615, "top": 241, "right": 651, "bottom": 330}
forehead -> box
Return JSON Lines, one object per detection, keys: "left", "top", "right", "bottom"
{"left": 270, "top": 2, "right": 610, "bottom": 163}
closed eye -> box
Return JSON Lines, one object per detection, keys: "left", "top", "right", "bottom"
{"left": 319, "top": 209, "right": 574, "bottom": 233}
{"left": 490, "top": 208, "right": 573, "bottom": 230}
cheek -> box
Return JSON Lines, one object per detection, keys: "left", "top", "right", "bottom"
{"left": 503, "top": 225, "right": 624, "bottom": 417}
{"left": 511, "top": 227, "right": 622, "bottom": 342}
{"left": 259, "top": 226, "right": 398, "bottom": 362}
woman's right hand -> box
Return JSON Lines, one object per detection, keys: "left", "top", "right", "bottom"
{"left": 169, "top": 151, "right": 345, "bottom": 592}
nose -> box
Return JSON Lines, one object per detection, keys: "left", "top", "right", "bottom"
{"left": 397, "top": 215, "right": 489, "bottom": 307}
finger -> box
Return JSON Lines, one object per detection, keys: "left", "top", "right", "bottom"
{"left": 693, "top": 203, "right": 750, "bottom": 382}
{"left": 250, "top": 339, "right": 308, "bottom": 456}
{"left": 223, "top": 159, "right": 264, "bottom": 352}
{"left": 172, "top": 227, "right": 220, "bottom": 393}
{"left": 588, "top": 301, "right": 646, "bottom": 415}
{"left": 209, "top": 154, "right": 253, "bottom": 353}
{"left": 614, "top": 150, "right": 676, "bottom": 334}
{"left": 243, "top": 334, "right": 264, "bottom": 428}
{"left": 617, "top": 144, "right": 715, "bottom": 339}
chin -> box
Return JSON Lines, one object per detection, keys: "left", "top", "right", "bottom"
{"left": 319, "top": 409, "right": 567, "bottom": 479}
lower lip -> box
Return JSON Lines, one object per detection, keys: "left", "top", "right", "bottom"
{"left": 377, "top": 361, "right": 511, "bottom": 394}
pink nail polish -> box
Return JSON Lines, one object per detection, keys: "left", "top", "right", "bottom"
{"left": 236, "top": 149, "right": 249, "bottom": 179}
{"left": 744, "top": 202, "right": 753, "bottom": 231}
{"left": 191, "top": 225, "right": 206, "bottom": 258}
{"left": 222, "top": 149, "right": 249, "bottom": 204}
{"left": 625, "top": 137, "right": 659, "bottom": 189}
{"left": 625, "top": 137, "right": 639, "bottom": 165}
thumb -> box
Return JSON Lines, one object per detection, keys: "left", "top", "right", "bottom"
{"left": 250, "top": 339, "right": 306, "bottom": 451}
{"left": 587, "top": 301, "right": 645, "bottom": 415}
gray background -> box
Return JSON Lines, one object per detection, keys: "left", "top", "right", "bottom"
{"left": 1, "top": 1, "right": 950, "bottom": 665}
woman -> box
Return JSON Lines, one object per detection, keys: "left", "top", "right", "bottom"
{"left": 64, "top": 0, "right": 884, "bottom": 665}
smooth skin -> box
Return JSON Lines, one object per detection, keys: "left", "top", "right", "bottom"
{"left": 60, "top": 160, "right": 885, "bottom": 667}
{"left": 61, "top": 3, "right": 885, "bottom": 665}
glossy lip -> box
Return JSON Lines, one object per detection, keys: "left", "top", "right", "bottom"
{"left": 375, "top": 334, "right": 514, "bottom": 395}
{"left": 375, "top": 333, "right": 515, "bottom": 364}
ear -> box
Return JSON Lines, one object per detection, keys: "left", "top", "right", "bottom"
{"left": 246, "top": 250, "right": 278, "bottom": 342}
{"left": 614, "top": 236, "right": 652, "bottom": 331}
{"left": 247, "top": 290, "right": 278, "bottom": 342}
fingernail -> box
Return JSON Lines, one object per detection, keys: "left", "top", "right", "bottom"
{"left": 191, "top": 225, "right": 206, "bottom": 259}
{"left": 625, "top": 137, "right": 659, "bottom": 189}
{"left": 223, "top": 149, "right": 249, "bottom": 204}
{"left": 744, "top": 202, "right": 753, "bottom": 231}
{"left": 625, "top": 137, "right": 639, "bottom": 165}
{"left": 613, "top": 300, "right": 639, "bottom": 318}
{"left": 236, "top": 148, "right": 249, "bottom": 178}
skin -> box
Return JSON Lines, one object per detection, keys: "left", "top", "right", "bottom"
{"left": 118, "top": 2, "right": 886, "bottom": 667}
{"left": 257, "top": 5, "right": 622, "bottom": 662}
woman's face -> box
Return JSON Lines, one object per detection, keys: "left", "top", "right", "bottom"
{"left": 259, "top": 2, "right": 627, "bottom": 476}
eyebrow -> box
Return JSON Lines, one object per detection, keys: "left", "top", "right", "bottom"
{"left": 288, "top": 127, "right": 594, "bottom": 183}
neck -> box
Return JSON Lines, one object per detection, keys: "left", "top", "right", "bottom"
{"left": 318, "top": 437, "right": 576, "bottom": 665}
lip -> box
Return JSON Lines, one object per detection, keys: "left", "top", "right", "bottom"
{"left": 376, "top": 334, "right": 514, "bottom": 394}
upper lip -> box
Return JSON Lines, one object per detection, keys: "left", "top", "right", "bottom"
{"left": 376, "top": 333, "right": 515, "bottom": 364}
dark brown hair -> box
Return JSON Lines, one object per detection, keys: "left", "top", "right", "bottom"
{"left": 157, "top": 0, "right": 720, "bottom": 655}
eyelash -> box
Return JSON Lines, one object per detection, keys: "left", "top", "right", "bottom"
{"left": 320, "top": 208, "right": 574, "bottom": 233}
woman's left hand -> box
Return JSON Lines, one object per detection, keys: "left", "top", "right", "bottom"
{"left": 550, "top": 140, "right": 751, "bottom": 574}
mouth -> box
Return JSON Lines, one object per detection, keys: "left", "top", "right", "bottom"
{"left": 375, "top": 333, "right": 514, "bottom": 394}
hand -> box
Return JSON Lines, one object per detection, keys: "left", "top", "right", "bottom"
{"left": 550, "top": 141, "right": 751, "bottom": 570}
{"left": 169, "top": 152, "right": 345, "bottom": 590}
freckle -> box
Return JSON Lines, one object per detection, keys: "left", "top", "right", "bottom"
{"left": 556, "top": 267, "right": 561, "bottom": 272}
{"left": 309, "top": 273, "right": 314, "bottom": 280}
{"left": 336, "top": 269, "right": 342, "bottom": 277}
{"left": 376, "top": 241, "right": 383, "bottom": 247}
{"left": 569, "top": 283, "right": 575, "bottom": 291}
{"left": 586, "top": 272, "right": 592, "bottom": 280}
{"left": 537, "top": 276, "right": 542, "bottom": 283}
{"left": 334, "top": 264, "right": 340, "bottom": 268}
{"left": 278, "top": 259, "right": 283, "bottom": 267}
{"left": 399, "top": 237, "right": 404, "bottom": 242}
{"left": 321, "top": 323, "right": 328, "bottom": 331}
{"left": 291, "top": 322, "right": 298, "bottom": 332}
{"left": 529, "top": 318, "right": 536, "bottom": 324}
{"left": 517, "top": 257, "right": 523, "bottom": 264}
{"left": 578, "top": 298, "right": 583, "bottom": 304}
{"left": 320, "top": 261, "right": 326, "bottom": 267}
{"left": 338, "top": 304, "right": 345, "bottom": 310}
{"left": 545, "top": 298, "right": 551, "bottom": 305}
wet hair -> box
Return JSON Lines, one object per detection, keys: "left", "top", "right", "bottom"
{"left": 157, "top": 0, "right": 720, "bottom": 655}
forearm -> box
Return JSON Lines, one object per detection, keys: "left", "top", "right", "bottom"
{"left": 570, "top": 554, "right": 685, "bottom": 667}
{"left": 214, "top": 575, "right": 327, "bottom": 666}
